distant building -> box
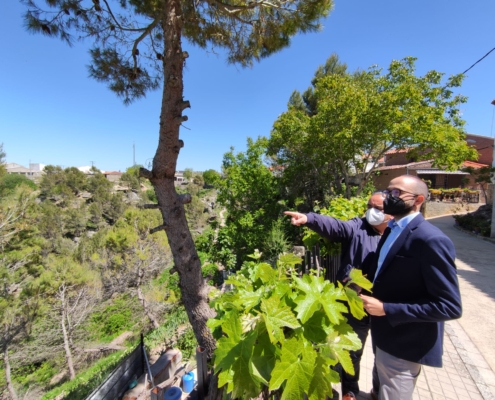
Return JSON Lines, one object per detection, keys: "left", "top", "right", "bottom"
{"left": 103, "top": 171, "right": 123, "bottom": 182}
{"left": 77, "top": 166, "right": 102, "bottom": 174}
{"left": 371, "top": 133, "right": 493, "bottom": 202}
{"left": 175, "top": 170, "right": 186, "bottom": 184}
{"left": 5, "top": 162, "right": 44, "bottom": 180}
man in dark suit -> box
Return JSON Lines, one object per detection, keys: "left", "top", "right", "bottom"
{"left": 360, "top": 175, "right": 462, "bottom": 400}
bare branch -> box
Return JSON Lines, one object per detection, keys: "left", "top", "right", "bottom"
{"left": 179, "top": 194, "right": 192, "bottom": 204}
{"left": 150, "top": 224, "right": 167, "bottom": 234}
{"left": 139, "top": 167, "right": 153, "bottom": 179}
{"left": 142, "top": 204, "right": 160, "bottom": 209}
{"left": 101, "top": 0, "right": 149, "bottom": 32}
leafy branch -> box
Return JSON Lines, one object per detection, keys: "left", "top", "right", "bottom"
{"left": 208, "top": 251, "right": 371, "bottom": 399}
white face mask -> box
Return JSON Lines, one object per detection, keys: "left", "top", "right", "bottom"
{"left": 365, "top": 207, "right": 385, "bottom": 226}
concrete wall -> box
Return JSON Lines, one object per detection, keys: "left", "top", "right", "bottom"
{"left": 424, "top": 201, "right": 483, "bottom": 219}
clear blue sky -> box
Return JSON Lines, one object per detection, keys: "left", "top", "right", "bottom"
{"left": 1, "top": 0, "right": 494, "bottom": 173}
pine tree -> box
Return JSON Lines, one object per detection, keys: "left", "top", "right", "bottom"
{"left": 22, "top": 0, "right": 333, "bottom": 356}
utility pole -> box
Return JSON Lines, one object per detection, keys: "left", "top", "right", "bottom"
{"left": 133, "top": 143, "right": 136, "bottom": 166}
{"left": 490, "top": 99, "right": 495, "bottom": 238}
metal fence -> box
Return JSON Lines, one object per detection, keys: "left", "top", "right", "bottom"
{"left": 86, "top": 337, "right": 145, "bottom": 400}
{"left": 299, "top": 243, "right": 341, "bottom": 284}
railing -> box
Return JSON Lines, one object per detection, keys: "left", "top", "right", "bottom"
{"left": 86, "top": 336, "right": 145, "bottom": 400}
{"left": 299, "top": 243, "right": 341, "bottom": 284}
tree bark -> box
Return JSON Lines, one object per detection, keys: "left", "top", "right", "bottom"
{"left": 146, "top": 0, "right": 216, "bottom": 357}
{"left": 59, "top": 285, "right": 76, "bottom": 380}
{"left": 3, "top": 341, "right": 18, "bottom": 400}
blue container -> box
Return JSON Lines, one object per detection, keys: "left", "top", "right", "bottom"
{"left": 164, "top": 386, "right": 182, "bottom": 400}
{"left": 182, "top": 371, "right": 195, "bottom": 393}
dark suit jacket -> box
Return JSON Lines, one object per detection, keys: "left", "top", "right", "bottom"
{"left": 367, "top": 214, "right": 462, "bottom": 367}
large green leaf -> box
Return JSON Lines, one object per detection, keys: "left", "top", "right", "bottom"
{"left": 278, "top": 253, "right": 304, "bottom": 267}
{"left": 251, "top": 331, "right": 277, "bottom": 385}
{"left": 231, "top": 330, "right": 261, "bottom": 399}
{"left": 261, "top": 296, "right": 300, "bottom": 343}
{"left": 349, "top": 268, "right": 373, "bottom": 292}
{"left": 324, "top": 322, "right": 362, "bottom": 375}
{"left": 301, "top": 310, "right": 329, "bottom": 343}
{"left": 214, "top": 311, "right": 242, "bottom": 372}
{"left": 294, "top": 275, "right": 348, "bottom": 324}
{"left": 235, "top": 287, "right": 263, "bottom": 313}
{"left": 269, "top": 338, "right": 316, "bottom": 400}
{"left": 255, "top": 262, "right": 278, "bottom": 285}
{"left": 320, "top": 286, "right": 348, "bottom": 325}
{"left": 293, "top": 275, "right": 328, "bottom": 323}
{"left": 308, "top": 355, "right": 333, "bottom": 400}
{"left": 344, "top": 286, "right": 367, "bottom": 320}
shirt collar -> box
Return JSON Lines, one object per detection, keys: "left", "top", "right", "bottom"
{"left": 387, "top": 212, "right": 420, "bottom": 230}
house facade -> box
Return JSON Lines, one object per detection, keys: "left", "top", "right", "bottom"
{"left": 371, "top": 133, "right": 494, "bottom": 202}
{"left": 5, "top": 162, "right": 45, "bottom": 180}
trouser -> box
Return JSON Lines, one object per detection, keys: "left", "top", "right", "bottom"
{"left": 375, "top": 347, "right": 421, "bottom": 400}
{"left": 341, "top": 313, "right": 380, "bottom": 396}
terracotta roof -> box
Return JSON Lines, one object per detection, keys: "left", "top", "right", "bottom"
{"left": 104, "top": 171, "right": 122, "bottom": 175}
{"left": 462, "top": 160, "right": 489, "bottom": 169}
{"left": 375, "top": 160, "right": 432, "bottom": 171}
{"left": 384, "top": 147, "right": 414, "bottom": 155}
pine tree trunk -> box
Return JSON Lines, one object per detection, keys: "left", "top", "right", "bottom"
{"left": 3, "top": 341, "right": 18, "bottom": 400}
{"left": 140, "top": 0, "right": 216, "bottom": 357}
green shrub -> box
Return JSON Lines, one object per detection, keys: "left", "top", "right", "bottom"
{"left": 89, "top": 297, "right": 135, "bottom": 340}
{"left": 146, "top": 189, "right": 157, "bottom": 202}
{"left": 176, "top": 328, "right": 197, "bottom": 360}
{"left": 0, "top": 174, "right": 37, "bottom": 195}
{"left": 202, "top": 263, "right": 222, "bottom": 285}
{"left": 145, "top": 306, "right": 190, "bottom": 350}
{"left": 454, "top": 214, "right": 491, "bottom": 237}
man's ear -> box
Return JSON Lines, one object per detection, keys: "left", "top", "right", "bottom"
{"left": 415, "top": 195, "right": 426, "bottom": 206}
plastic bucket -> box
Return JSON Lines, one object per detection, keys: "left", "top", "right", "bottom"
{"left": 182, "top": 371, "right": 195, "bottom": 393}
{"left": 164, "top": 386, "right": 182, "bottom": 400}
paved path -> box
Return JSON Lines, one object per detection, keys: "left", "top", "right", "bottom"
{"left": 336, "top": 214, "right": 495, "bottom": 400}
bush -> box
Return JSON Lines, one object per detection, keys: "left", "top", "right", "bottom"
{"left": 176, "top": 328, "right": 197, "bottom": 360}
{"left": 89, "top": 297, "right": 135, "bottom": 340}
{"left": 0, "top": 174, "right": 37, "bottom": 195}
{"left": 202, "top": 263, "right": 222, "bottom": 285}
{"left": 454, "top": 214, "right": 491, "bottom": 237}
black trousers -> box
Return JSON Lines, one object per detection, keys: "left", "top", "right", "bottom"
{"left": 341, "top": 313, "right": 380, "bottom": 396}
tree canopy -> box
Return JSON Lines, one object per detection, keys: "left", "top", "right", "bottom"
{"left": 268, "top": 56, "right": 478, "bottom": 200}
{"left": 217, "top": 137, "right": 283, "bottom": 265}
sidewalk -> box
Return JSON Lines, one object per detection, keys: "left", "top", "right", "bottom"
{"left": 340, "top": 214, "right": 495, "bottom": 400}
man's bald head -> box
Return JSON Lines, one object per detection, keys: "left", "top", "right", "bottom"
{"left": 391, "top": 175, "right": 429, "bottom": 198}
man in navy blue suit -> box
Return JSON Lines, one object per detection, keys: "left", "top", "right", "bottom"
{"left": 360, "top": 175, "right": 462, "bottom": 400}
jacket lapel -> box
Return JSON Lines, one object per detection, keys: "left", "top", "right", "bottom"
{"left": 375, "top": 214, "right": 425, "bottom": 279}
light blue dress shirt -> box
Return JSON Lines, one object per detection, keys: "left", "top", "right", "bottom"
{"left": 374, "top": 212, "right": 420, "bottom": 282}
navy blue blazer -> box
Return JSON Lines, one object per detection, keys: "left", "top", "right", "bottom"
{"left": 367, "top": 214, "right": 462, "bottom": 367}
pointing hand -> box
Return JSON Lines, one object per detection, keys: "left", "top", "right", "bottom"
{"left": 284, "top": 211, "right": 308, "bottom": 226}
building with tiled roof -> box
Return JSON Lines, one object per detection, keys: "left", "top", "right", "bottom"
{"left": 371, "top": 133, "right": 493, "bottom": 202}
